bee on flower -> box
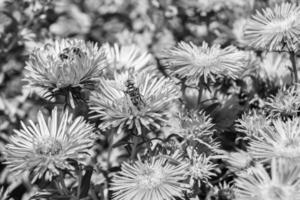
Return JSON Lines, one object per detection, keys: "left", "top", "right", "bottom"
{"left": 244, "top": 3, "right": 300, "bottom": 52}
{"left": 24, "top": 38, "right": 107, "bottom": 108}
{"left": 89, "top": 72, "right": 180, "bottom": 135}
{"left": 160, "top": 41, "right": 245, "bottom": 86}
{"left": 3, "top": 107, "right": 95, "bottom": 181}
{"left": 110, "top": 156, "right": 189, "bottom": 200}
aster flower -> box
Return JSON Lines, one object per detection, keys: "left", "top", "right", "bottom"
{"left": 235, "top": 110, "right": 271, "bottom": 138}
{"left": 170, "top": 109, "right": 218, "bottom": 152}
{"left": 235, "top": 159, "right": 300, "bottom": 200}
{"left": 4, "top": 107, "right": 95, "bottom": 181}
{"left": 244, "top": 3, "right": 300, "bottom": 51}
{"left": 249, "top": 117, "right": 300, "bottom": 162}
{"left": 24, "top": 38, "right": 107, "bottom": 107}
{"left": 185, "top": 150, "right": 217, "bottom": 187}
{"left": 102, "top": 43, "right": 153, "bottom": 76}
{"left": 110, "top": 156, "right": 189, "bottom": 200}
{"left": 265, "top": 85, "right": 300, "bottom": 118}
{"left": 160, "top": 41, "right": 245, "bottom": 85}
{"left": 211, "top": 182, "right": 235, "bottom": 200}
{"left": 89, "top": 72, "right": 180, "bottom": 135}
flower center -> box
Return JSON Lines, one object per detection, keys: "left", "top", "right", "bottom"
{"left": 35, "top": 139, "right": 63, "bottom": 156}
{"left": 136, "top": 168, "right": 164, "bottom": 189}
{"left": 268, "top": 16, "right": 296, "bottom": 33}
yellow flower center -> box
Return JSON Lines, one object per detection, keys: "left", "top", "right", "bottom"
{"left": 267, "top": 185, "right": 286, "bottom": 200}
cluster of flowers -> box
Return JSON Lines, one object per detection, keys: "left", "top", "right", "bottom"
{"left": 2, "top": 1, "right": 300, "bottom": 200}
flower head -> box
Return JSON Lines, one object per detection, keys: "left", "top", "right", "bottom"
{"left": 235, "top": 159, "right": 300, "bottom": 200}
{"left": 244, "top": 3, "right": 300, "bottom": 51}
{"left": 110, "top": 157, "right": 188, "bottom": 200}
{"left": 170, "top": 109, "right": 218, "bottom": 152}
{"left": 4, "top": 107, "right": 95, "bottom": 181}
{"left": 102, "top": 43, "right": 153, "bottom": 76}
{"left": 24, "top": 38, "right": 107, "bottom": 106}
{"left": 265, "top": 85, "right": 300, "bottom": 119}
{"left": 235, "top": 110, "right": 271, "bottom": 138}
{"left": 160, "top": 41, "right": 245, "bottom": 85}
{"left": 89, "top": 72, "right": 180, "bottom": 135}
{"left": 249, "top": 117, "right": 300, "bottom": 162}
{"left": 185, "top": 151, "right": 217, "bottom": 187}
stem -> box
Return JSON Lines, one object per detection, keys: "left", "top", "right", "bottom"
{"left": 130, "top": 136, "right": 139, "bottom": 160}
{"left": 290, "top": 51, "right": 298, "bottom": 83}
{"left": 197, "top": 78, "right": 204, "bottom": 106}
{"left": 77, "top": 168, "right": 82, "bottom": 199}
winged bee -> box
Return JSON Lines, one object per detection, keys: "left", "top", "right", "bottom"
{"left": 124, "top": 78, "right": 145, "bottom": 110}
{"left": 58, "top": 47, "right": 85, "bottom": 61}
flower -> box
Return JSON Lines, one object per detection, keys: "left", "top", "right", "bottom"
{"left": 102, "top": 43, "right": 153, "bottom": 76}
{"left": 244, "top": 3, "right": 300, "bottom": 51}
{"left": 160, "top": 41, "right": 245, "bottom": 85}
{"left": 4, "top": 107, "right": 95, "bottom": 181}
{"left": 169, "top": 109, "right": 218, "bottom": 152}
{"left": 265, "top": 85, "right": 300, "bottom": 118}
{"left": 235, "top": 110, "right": 271, "bottom": 138}
{"left": 89, "top": 72, "right": 180, "bottom": 135}
{"left": 186, "top": 151, "right": 217, "bottom": 187}
{"left": 249, "top": 117, "right": 300, "bottom": 162}
{"left": 110, "top": 156, "right": 188, "bottom": 200}
{"left": 235, "top": 159, "right": 300, "bottom": 200}
{"left": 24, "top": 38, "right": 107, "bottom": 106}
{"left": 212, "top": 182, "right": 235, "bottom": 200}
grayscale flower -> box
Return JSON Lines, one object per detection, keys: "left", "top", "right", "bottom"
{"left": 110, "top": 156, "right": 189, "bottom": 200}
{"left": 4, "top": 107, "right": 95, "bottom": 181}
{"left": 161, "top": 41, "right": 245, "bottom": 86}
{"left": 24, "top": 38, "right": 107, "bottom": 106}
{"left": 244, "top": 3, "right": 300, "bottom": 51}
{"left": 89, "top": 72, "right": 180, "bottom": 135}
{"left": 235, "top": 159, "right": 300, "bottom": 200}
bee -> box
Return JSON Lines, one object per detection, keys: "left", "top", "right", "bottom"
{"left": 58, "top": 47, "right": 85, "bottom": 61}
{"left": 124, "top": 78, "right": 145, "bottom": 110}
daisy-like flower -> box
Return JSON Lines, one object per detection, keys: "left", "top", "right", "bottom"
{"left": 211, "top": 182, "right": 235, "bottom": 200}
{"left": 4, "top": 107, "right": 95, "bottom": 181}
{"left": 265, "top": 85, "right": 300, "bottom": 118}
{"left": 89, "top": 72, "right": 180, "bottom": 135}
{"left": 235, "top": 159, "right": 300, "bottom": 200}
{"left": 185, "top": 150, "right": 217, "bottom": 187}
{"left": 170, "top": 109, "right": 218, "bottom": 152}
{"left": 24, "top": 38, "right": 107, "bottom": 107}
{"left": 244, "top": 3, "right": 300, "bottom": 51}
{"left": 235, "top": 110, "right": 271, "bottom": 138}
{"left": 249, "top": 117, "right": 300, "bottom": 162}
{"left": 102, "top": 43, "right": 153, "bottom": 76}
{"left": 160, "top": 41, "right": 245, "bottom": 86}
{"left": 110, "top": 156, "right": 189, "bottom": 200}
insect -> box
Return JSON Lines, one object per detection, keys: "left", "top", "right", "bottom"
{"left": 124, "top": 78, "right": 145, "bottom": 110}
{"left": 58, "top": 47, "right": 85, "bottom": 61}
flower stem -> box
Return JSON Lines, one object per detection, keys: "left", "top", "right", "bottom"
{"left": 290, "top": 51, "right": 298, "bottom": 83}
{"left": 130, "top": 136, "right": 139, "bottom": 160}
